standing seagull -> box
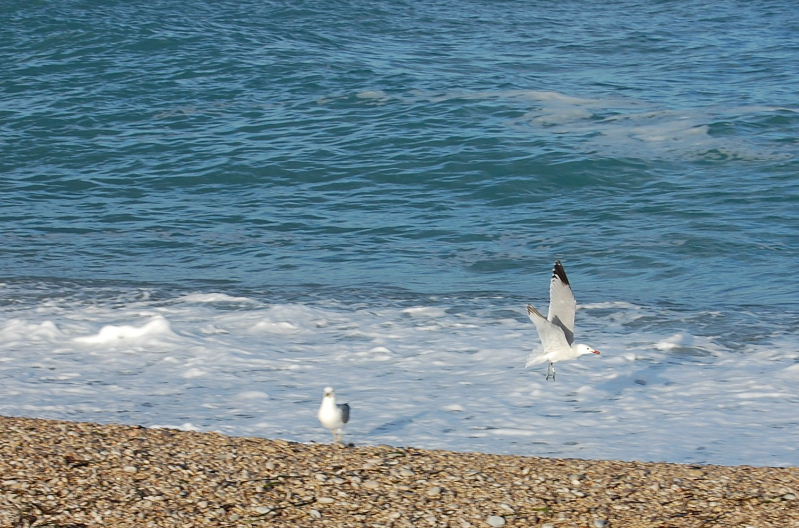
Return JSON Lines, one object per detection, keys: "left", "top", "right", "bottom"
{"left": 318, "top": 387, "right": 350, "bottom": 444}
{"left": 526, "top": 260, "right": 600, "bottom": 381}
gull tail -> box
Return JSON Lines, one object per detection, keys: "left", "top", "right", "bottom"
{"left": 525, "top": 351, "right": 548, "bottom": 368}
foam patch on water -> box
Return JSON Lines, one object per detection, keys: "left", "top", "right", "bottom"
{"left": 0, "top": 285, "right": 797, "bottom": 466}
{"left": 73, "top": 316, "right": 176, "bottom": 345}
{"left": 1, "top": 319, "right": 64, "bottom": 341}
{"left": 179, "top": 293, "right": 259, "bottom": 304}
{"left": 398, "top": 89, "right": 797, "bottom": 162}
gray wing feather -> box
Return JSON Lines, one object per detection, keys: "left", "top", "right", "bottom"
{"left": 527, "top": 304, "right": 571, "bottom": 352}
{"left": 338, "top": 403, "right": 350, "bottom": 424}
{"left": 548, "top": 261, "right": 576, "bottom": 345}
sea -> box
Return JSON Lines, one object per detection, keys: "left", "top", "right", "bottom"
{"left": 2, "top": 0, "right": 798, "bottom": 467}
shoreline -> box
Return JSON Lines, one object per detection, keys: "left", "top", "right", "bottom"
{"left": 1, "top": 415, "right": 797, "bottom": 527}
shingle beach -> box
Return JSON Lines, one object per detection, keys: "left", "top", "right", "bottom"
{"left": 1, "top": 415, "right": 797, "bottom": 528}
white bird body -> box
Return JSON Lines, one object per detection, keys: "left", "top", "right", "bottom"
{"left": 318, "top": 387, "right": 350, "bottom": 444}
{"left": 526, "top": 261, "right": 600, "bottom": 380}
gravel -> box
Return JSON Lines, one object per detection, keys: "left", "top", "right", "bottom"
{"left": 487, "top": 514, "right": 506, "bottom": 527}
{"left": 1, "top": 415, "right": 797, "bottom": 527}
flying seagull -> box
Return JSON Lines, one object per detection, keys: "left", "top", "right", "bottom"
{"left": 526, "top": 260, "right": 600, "bottom": 381}
{"left": 318, "top": 386, "right": 350, "bottom": 444}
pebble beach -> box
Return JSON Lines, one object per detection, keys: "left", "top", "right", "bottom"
{"left": 1, "top": 416, "right": 797, "bottom": 528}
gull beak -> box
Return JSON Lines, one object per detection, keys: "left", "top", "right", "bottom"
{"left": 593, "top": 350, "right": 601, "bottom": 355}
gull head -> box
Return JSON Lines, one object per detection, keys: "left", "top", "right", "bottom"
{"left": 576, "top": 344, "right": 601, "bottom": 357}
{"left": 323, "top": 387, "right": 335, "bottom": 398}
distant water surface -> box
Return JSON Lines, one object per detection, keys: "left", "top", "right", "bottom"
{"left": 1, "top": 0, "right": 798, "bottom": 466}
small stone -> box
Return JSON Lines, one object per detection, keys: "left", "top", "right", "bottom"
{"left": 594, "top": 520, "right": 609, "bottom": 528}
{"left": 426, "top": 486, "right": 442, "bottom": 497}
{"left": 363, "top": 479, "right": 380, "bottom": 490}
{"left": 122, "top": 465, "right": 138, "bottom": 473}
{"left": 317, "top": 497, "right": 335, "bottom": 504}
{"left": 542, "top": 524, "right": 555, "bottom": 528}
{"left": 252, "top": 506, "right": 271, "bottom": 514}
{"left": 399, "top": 468, "right": 415, "bottom": 477}
{"left": 487, "top": 515, "right": 506, "bottom": 527}
{"left": 783, "top": 493, "right": 797, "bottom": 500}
{"left": 309, "top": 509, "right": 322, "bottom": 519}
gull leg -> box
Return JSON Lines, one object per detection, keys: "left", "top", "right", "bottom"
{"left": 546, "top": 362, "right": 556, "bottom": 381}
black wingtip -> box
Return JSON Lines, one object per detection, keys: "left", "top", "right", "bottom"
{"left": 552, "top": 260, "right": 569, "bottom": 286}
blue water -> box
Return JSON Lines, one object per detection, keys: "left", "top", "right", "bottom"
{"left": 2, "top": 1, "right": 798, "bottom": 465}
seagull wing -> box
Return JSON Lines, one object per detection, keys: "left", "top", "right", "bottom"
{"left": 527, "top": 304, "right": 572, "bottom": 353}
{"left": 548, "top": 260, "right": 576, "bottom": 345}
{"left": 338, "top": 403, "right": 350, "bottom": 424}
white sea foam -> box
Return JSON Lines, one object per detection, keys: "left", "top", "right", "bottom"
{"left": 179, "top": 293, "right": 258, "bottom": 304}
{"left": 73, "top": 316, "right": 175, "bottom": 345}
{"left": 234, "top": 391, "right": 269, "bottom": 400}
{"left": 252, "top": 320, "right": 302, "bottom": 334}
{"left": 182, "top": 367, "right": 208, "bottom": 379}
{"left": 356, "top": 89, "right": 389, "bottom": 100}
{"left": 1, "top": 319, "right": 63, "bottom": 341}
{"left": 782, "top": 364, "right": 799, "bottom": 377}
{"left": 0, "top": 289, "right": 797, "bottom": 467}
{"left": 151, "top": 423, "right": 201, "bottom": 432}
{"left": 402, "top": 306, "right": 447, "bottom": 317}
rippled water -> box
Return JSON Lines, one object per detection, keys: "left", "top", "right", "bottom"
{"left": 2, "top": 0, "right": 798, "bottom": 466}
